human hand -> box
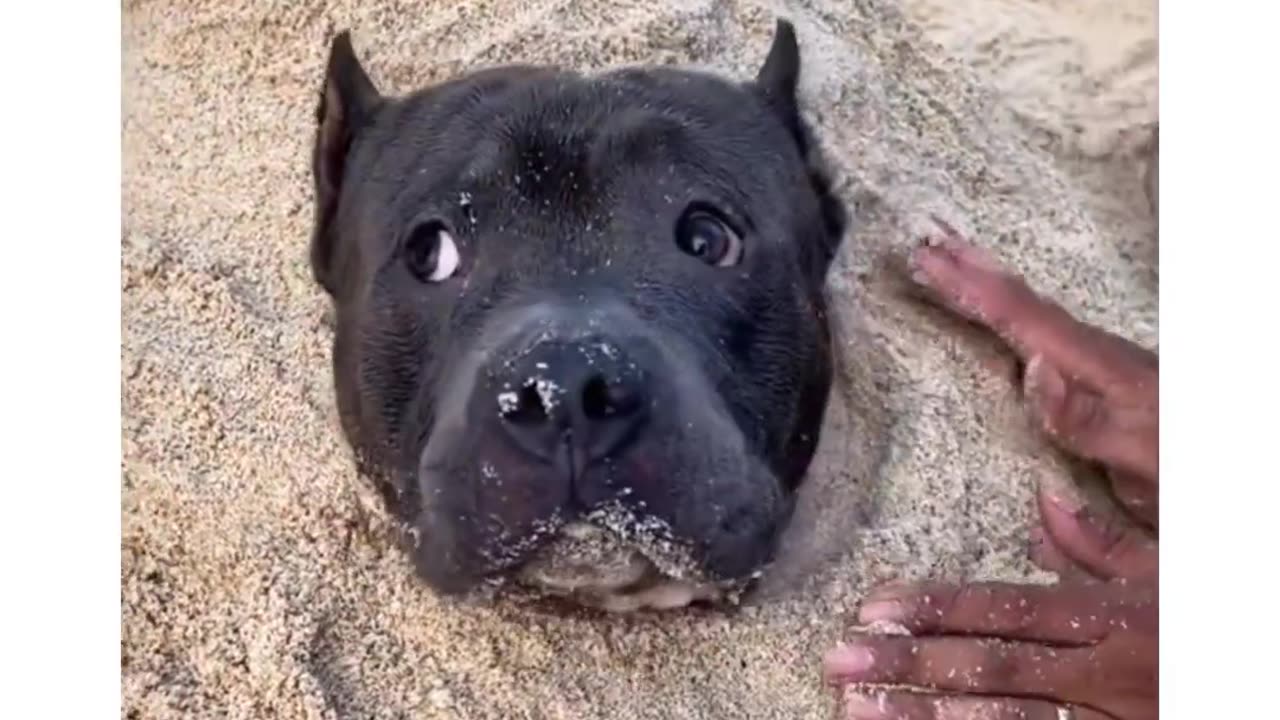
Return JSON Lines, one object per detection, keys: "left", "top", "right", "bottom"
{"left": 822, "top": 222, "right": 1159, "bottom": 719}
{"left": 824, "top": 461, "right": 1157, "bottom": 712}
{"left": 824, "top": 571, "right": 1157, "bottom": 719}
{"left": 824, "top": 478, "right": 1158, "bottom": 720}
{"left": 909, "top": 219, "right": 1158, "bottom": 525}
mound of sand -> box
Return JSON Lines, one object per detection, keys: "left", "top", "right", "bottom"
{"left": 121, "top": 0, "right": 1156, "bottom": 717}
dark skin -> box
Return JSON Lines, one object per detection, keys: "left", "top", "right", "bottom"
{"left": 824, "top": 219, "right": 1158, "bottom": 720}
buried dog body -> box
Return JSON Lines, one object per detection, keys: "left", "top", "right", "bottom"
{"left": 310, "top": 21, "right": 849, "bottom": 611}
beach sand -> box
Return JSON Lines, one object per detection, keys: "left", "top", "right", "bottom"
{"left": 121, "top": 0, "right": 1157, "bottom": 717}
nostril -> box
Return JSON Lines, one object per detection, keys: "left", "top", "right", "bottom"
{"left": 501, "top": 383, "right": 549, "bottom": 425}
{"left": 581, "top": 376, "right": 612, "bottom": 420}
{"left": 581, "top": 375, "right": 640, "bottom": 420}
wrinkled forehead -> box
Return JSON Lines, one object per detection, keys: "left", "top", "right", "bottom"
{"left": 382, "top": 69, "right": 796, "bottom": 205}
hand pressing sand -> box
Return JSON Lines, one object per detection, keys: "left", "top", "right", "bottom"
{"left": 825, "top": 222, "right": 1158, "bottom": 720}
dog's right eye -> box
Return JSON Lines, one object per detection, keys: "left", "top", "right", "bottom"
{"left": 402, "top": 220, "right": 460, "bottom": 283}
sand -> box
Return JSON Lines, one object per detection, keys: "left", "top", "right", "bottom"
{"left": 121, "top": 0, "right": 1157, "bottom": 717}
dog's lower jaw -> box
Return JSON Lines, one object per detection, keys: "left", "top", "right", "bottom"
{"left": 515, "top": 521, "right": 754, "bottom": 612}
{"left": 578, "top": 577, "right": 727, "bottom": 613}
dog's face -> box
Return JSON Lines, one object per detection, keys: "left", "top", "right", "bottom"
{"left": 310, "top": 21, "right": 848, "bottom": 609}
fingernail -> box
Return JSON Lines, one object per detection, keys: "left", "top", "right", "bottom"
{"left": 907, "top": 244, "right": 940, "bottom": 283}
{"left": 824, "top": 646, "right": 876, "bottom": 680}
{"left": 1045, "top": 486, "right": 1084, "bottom": 515}
{"left": 1047, "top": 490, "right": 1083, "bottom": 515}
{"left": 842, "top": 691, "right": 888, "bottom": 719}
{"left": 858, "top": 600, "right": 906, "bottom": 624}
{"left": 909, "top": 268, "right": 933, "bottom": 288}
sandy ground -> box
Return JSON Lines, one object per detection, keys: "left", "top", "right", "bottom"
{"left": 121, "top": 0, "right": 1157, "bottom": 717}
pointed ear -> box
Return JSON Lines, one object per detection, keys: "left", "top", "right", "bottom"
{"left": 311, "top": 30, "right": 382, "bottom": 296}
{"left": 755, "top": 19, "right": 800, "bottom": 113}
{"left": 754, "top": 19, "right": 848, "bottom": 281}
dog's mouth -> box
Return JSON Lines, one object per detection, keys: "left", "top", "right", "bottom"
{"left": 515, "top": 518, "right": 743, "bottom": 612}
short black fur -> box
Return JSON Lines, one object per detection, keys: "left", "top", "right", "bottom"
{"left": 309, "top": 20, "right": 849, "bottom": 598}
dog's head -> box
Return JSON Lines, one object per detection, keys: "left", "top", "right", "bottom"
{"left": 310, "top": 20, "right": 848, "bottom": 610}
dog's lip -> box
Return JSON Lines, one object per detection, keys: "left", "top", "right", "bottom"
{"left": 510, "top": 518, "right": 765, "bottom": 612}
{"left": 514, "top": 523, "right": 729, "bottom": 612}
{"left": 515, "top": 521, "right": 656, "bottom": 592}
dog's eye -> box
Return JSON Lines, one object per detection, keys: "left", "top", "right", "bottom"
{"left": 675, "top": 207, "right": 744, "bottom": 267}
{"left": 403, "top": 220, "right": 460, "bottom": 283}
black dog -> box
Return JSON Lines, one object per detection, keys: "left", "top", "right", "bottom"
{"left": 309, "top": 19, "right": 848, "bottom": 610}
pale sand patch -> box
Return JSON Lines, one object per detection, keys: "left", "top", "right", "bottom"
{"left": 122, "top": 0, "right": 1155, "bottom": 717}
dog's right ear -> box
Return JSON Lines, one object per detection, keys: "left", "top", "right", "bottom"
{"left": 754, "top": 19, "right": 848, "bottom": 284}
{"left": 311, "top": 31, "right": 382, "bottom": 296}
{"left": 755, "top": 19, "right": 801, "bottom": 122}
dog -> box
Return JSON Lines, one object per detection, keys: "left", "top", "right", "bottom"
{"left": 308, "top": 19, "right": 848, "bottom": 610}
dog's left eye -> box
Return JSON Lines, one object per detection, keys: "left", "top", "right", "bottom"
{"left": 675, "top": 206, "right": 744, "bottom": 267}
{"left": 402, "top": 220, "right": 460, "bottom": 283}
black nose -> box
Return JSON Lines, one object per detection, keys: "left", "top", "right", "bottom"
{"left": 494, "top": 338, "right": 649, "bottom": 475}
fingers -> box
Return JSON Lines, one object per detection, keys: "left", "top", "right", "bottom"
{"left": 854, "top": 581, "right": 1115, "bottom": 644}
{"left": 1038, "top": 487, "right": 1158, "bottom": 581}
{"left": 839, "top": 689, "right": 1109, "bottom": 720}
{"left": 909, "top": 221, "right": 1157, "bottom": 403}
{"left": 824, "top": 635, "right": 1093, "bottom": 699}
{"left": 830, "top": 577, "right": 1160, "bottom": 718}
{"left": 1024, "top": 355, "right": 1159, "bottom": 486}
{"left": 907, "top": 223, "right": 1160, "bottom": 490}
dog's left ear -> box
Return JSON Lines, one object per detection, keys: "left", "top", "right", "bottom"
{"left": 754, "top": 19, "right": 848, "bottom": 280}
{"left": 311, "top": 30, "right": 383, "bottom": 297}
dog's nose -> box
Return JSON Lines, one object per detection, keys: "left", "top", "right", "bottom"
{"left": 494, "top": 338, "right": 649, "bottom": 474}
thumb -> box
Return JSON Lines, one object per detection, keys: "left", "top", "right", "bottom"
{"left": 1024, "top": 355, "right": 1159, "bottom": 485}
{"left": 1037, "top": 481, "right": 1158, "bottom": 581}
